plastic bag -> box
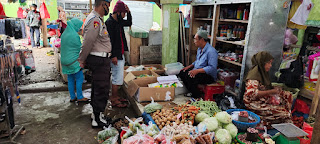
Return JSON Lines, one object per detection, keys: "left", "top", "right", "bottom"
{"left": 40, "top": 2, "right": 50, "bottom": 19}
{"left": 292, "top": 99, "right": 310, "bottom": 114}
{"left": 123, "top": 129, "right": 155, "bottom": 144}
{"left": 23, "top": 50, "right": 35, "bottom": 70}
{"left": 144, "top": 97, "right": 163, "bottom": 113}
{"left": 97, "top": 125, "right": 119, "bottom": 144}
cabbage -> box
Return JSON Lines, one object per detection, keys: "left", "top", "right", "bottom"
{"left": 215, "top": 129, "right": 232, "bottom": 144}
{"left": 216, "top": 111, "right": 232, "bottom": 124}
{"left": 195, "top": 112, "right": 210, "bottom": 123}
{"left": 202, "top": 117, "right": 219, "bottom": 132}
{"left": 224, "top": 123, "right": 238, "bottom": 138}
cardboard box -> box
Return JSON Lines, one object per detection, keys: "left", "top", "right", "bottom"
{"left": 123, "top": 77, "right": 175, "bottom": 102}
{"left": 143, "top": 64, "right": 165, "bottom": 75}
{"left": 124, "top": 64, "right": 165, "bottom": 78}
{"left": 124, "top": 70, "right": 159, "bottom": 85}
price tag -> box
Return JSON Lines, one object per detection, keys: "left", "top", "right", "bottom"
{"left": 177, "top": 113, "right": 182, "bottom": 119}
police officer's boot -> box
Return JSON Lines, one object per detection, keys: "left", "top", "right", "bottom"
{"left": 91, "top": 112, "right": 112, "bottom": 128}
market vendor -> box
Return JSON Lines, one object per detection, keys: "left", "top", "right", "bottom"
{"left": 178, "top": 30, "right": 218, "bottom": 98}
{"left": 243, "top": 51, "right": 293, "bottom": 129}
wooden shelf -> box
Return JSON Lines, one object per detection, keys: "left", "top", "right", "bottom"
{"left": 220, "top": 19, "right": 248, "bottom": 24}
{"left": 216, "top": 39, "right": 245, "bottom": 46}
{"left": 195, "top": 18, "right": 213, "bottom": 21}
{"left": 218, "top": 57, "right": 242, "bottom": 66}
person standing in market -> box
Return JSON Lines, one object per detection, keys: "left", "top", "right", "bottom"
{"left": 78, "top": 0, "right": 112, "bottom": 128}
{"left": 106, "top": 0, "right": 132, "bottom": 108}
{"left": 60, "top": 18, "right": 89, "bottom": 103}
{"left": 178, "top": 30, "right": 218, "bottom": 98}
{"left": 26, "top": 4, "right": 41, "bottom": 48}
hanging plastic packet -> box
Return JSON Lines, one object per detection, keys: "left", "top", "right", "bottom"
{"left": 97, "top": 125, "right": 119, "bottom": 144}
{"left": 143, "top": 97, "right": 163, "bottom": 113}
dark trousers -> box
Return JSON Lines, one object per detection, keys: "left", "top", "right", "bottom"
{"left": 30, "top": 26, "right": 40, "bottom": 47}
{"left": 178, "top": 69, "right": 214, "bottom": 98}
{"left": 86, "top": 55, "right": 111, "bottom": 113}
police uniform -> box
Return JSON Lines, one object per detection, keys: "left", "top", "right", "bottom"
{"left": 79, "top": 10, "right": 111, "bottom": 115}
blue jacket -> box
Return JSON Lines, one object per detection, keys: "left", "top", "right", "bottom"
{"left": 192, "top": 43, "right": 218, "bottom": 80}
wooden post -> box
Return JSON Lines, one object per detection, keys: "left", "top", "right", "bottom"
{"left": 41, "top": 0, "right": 48, "bottom": 47}
{"left": 311, "top": 99, "right": 320, "bottom": 144}
{"left": 309, "top": 71, "right": 320, "bottom": 116}
{"left": 89, "top": 0, "right": 92, "bottom": 12}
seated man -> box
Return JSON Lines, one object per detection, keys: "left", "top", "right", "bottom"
{"left": 178, "top": 30, "right": 218, "bottom": 98}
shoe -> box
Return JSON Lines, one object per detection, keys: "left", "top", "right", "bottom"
{"left": 70, "top": 98, "right": 77, "bottom": 102}
{"left": 78, "top": 98, "right": 90, "bottom": 103}
{"left": 91, "top": 112, "right": 111, "bottom": 128}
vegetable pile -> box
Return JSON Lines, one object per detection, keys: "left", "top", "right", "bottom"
{"left": 97, "top": 126, "right": 119, "bottom": 144}
{"left": 162, "top": 122, "right": 195, "bottom": 136}
{"left": 113, "top": 119, "right": 129, "bottom": 131}
{"left": 151, "top": 109, "right": 178, "bottom": 129}
{"left": 190, "top": 100, "right": 221, "bottom": 116}
{"left": 172, "top": 104, "right": 200, "bottom": 125}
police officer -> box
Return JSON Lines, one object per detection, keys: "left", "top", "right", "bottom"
{"left": 79, "top": 0, "right": 112, "bottom": 128}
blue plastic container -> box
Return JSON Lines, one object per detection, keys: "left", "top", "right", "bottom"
{"left": 226, "top": 109, "right": 261, "bottom": 131}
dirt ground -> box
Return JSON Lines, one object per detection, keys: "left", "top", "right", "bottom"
{"left": 0, "top": 47, "right": 137, "bottom": 144}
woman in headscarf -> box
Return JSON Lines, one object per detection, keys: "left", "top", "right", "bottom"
{"left": 57, "top": 6, "right": 67, "bottom": 34}
{"left": 60, "top": 18, "right": 88, "bottom": 102}
{"left": 244, "top": 51, "right": 293, "bottom": 128}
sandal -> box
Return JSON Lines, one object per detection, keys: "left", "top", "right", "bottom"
{"left": 111, "top": 100, "right": 128, "bottom": 108}
{"left": 70, "top": 98, "right": 77, "bottom": 102}
{"left": 78, "top": 98, "right": 90, "bottom": 102}
{"left": 118, "top": 98, "right": 129, "bottom": 103}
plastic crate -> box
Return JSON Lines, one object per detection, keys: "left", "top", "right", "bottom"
{"left": 199, "top": 82, "right": 225, "bottom": 101}
{"left": 165, "top": 62, "right": 184, "bottom": 75}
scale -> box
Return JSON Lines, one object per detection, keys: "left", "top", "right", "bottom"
{"left": 272, "top": 123, "right": 308, "bottom": 144}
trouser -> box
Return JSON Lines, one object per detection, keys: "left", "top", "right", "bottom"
{"left": 86, "top": 55, "right": 111, "bottom": 113}
{"left": 178, "top": 68, "right": 214, "bottom": 98}
{"left": 67, "top": 70, "right": 84, "bottom": 100}
{"left": 30, "top": 26, "right": 40, "bottom": 47}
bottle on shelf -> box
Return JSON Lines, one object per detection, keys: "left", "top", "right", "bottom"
{"left": 240, "top": 26, "right": 245, "bottom": 39}
{"left": 233, "top": 25, "right": 237, "bottom": 37}
{"left": 236, "top": 26, "right": 241, "bottom": 38}
{"left": 227, "top": 25, "right": 232, "bottom": 38}
{"left": 239, "top": 5, "right": 244, "bottom": 20}
{"left": 236, "top": 6, "right": 243, "bottom": 20}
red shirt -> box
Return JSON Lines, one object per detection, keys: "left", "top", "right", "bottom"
{"left": 120, "top": 28, "right": 124, "bottom": 54}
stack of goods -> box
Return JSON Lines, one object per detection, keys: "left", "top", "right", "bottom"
{"left": 149, "top": 75, "right": 184, "bottom": 88}
{"left": 151, "top": 109, "right": 178, "bottom": 130}
{"left": 218, "top": 51, "right": 243, "bottom": 63}
{"left": 218, "top": 69, "right": 240, "bottom": 91}
{"left": 218, "top": 24, "right": 246, "bottom": 40}
{"left": 220, "top": 4, "right": 250, "bottom": 20}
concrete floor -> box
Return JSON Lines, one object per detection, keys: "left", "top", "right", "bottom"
{"left": 0, "top": 47, "right": 137, "bottom": 143}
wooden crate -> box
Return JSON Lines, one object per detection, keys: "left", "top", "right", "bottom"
{"left": 129, "top": 36, "right": 148, "bottom": 65}
{"left": 139, "top": 45, "right": 162, "bottom": 64}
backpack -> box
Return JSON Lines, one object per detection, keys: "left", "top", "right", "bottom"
{"left": 278, "top": 56, "right": 304, "bottom": 88}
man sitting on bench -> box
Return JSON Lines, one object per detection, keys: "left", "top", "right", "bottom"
{"left": 178, "top": 30, "right": 218, "bottom": 98}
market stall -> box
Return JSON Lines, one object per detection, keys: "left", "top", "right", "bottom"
{"left": 0, "top": 35, "right": 26, "bottom": 143}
